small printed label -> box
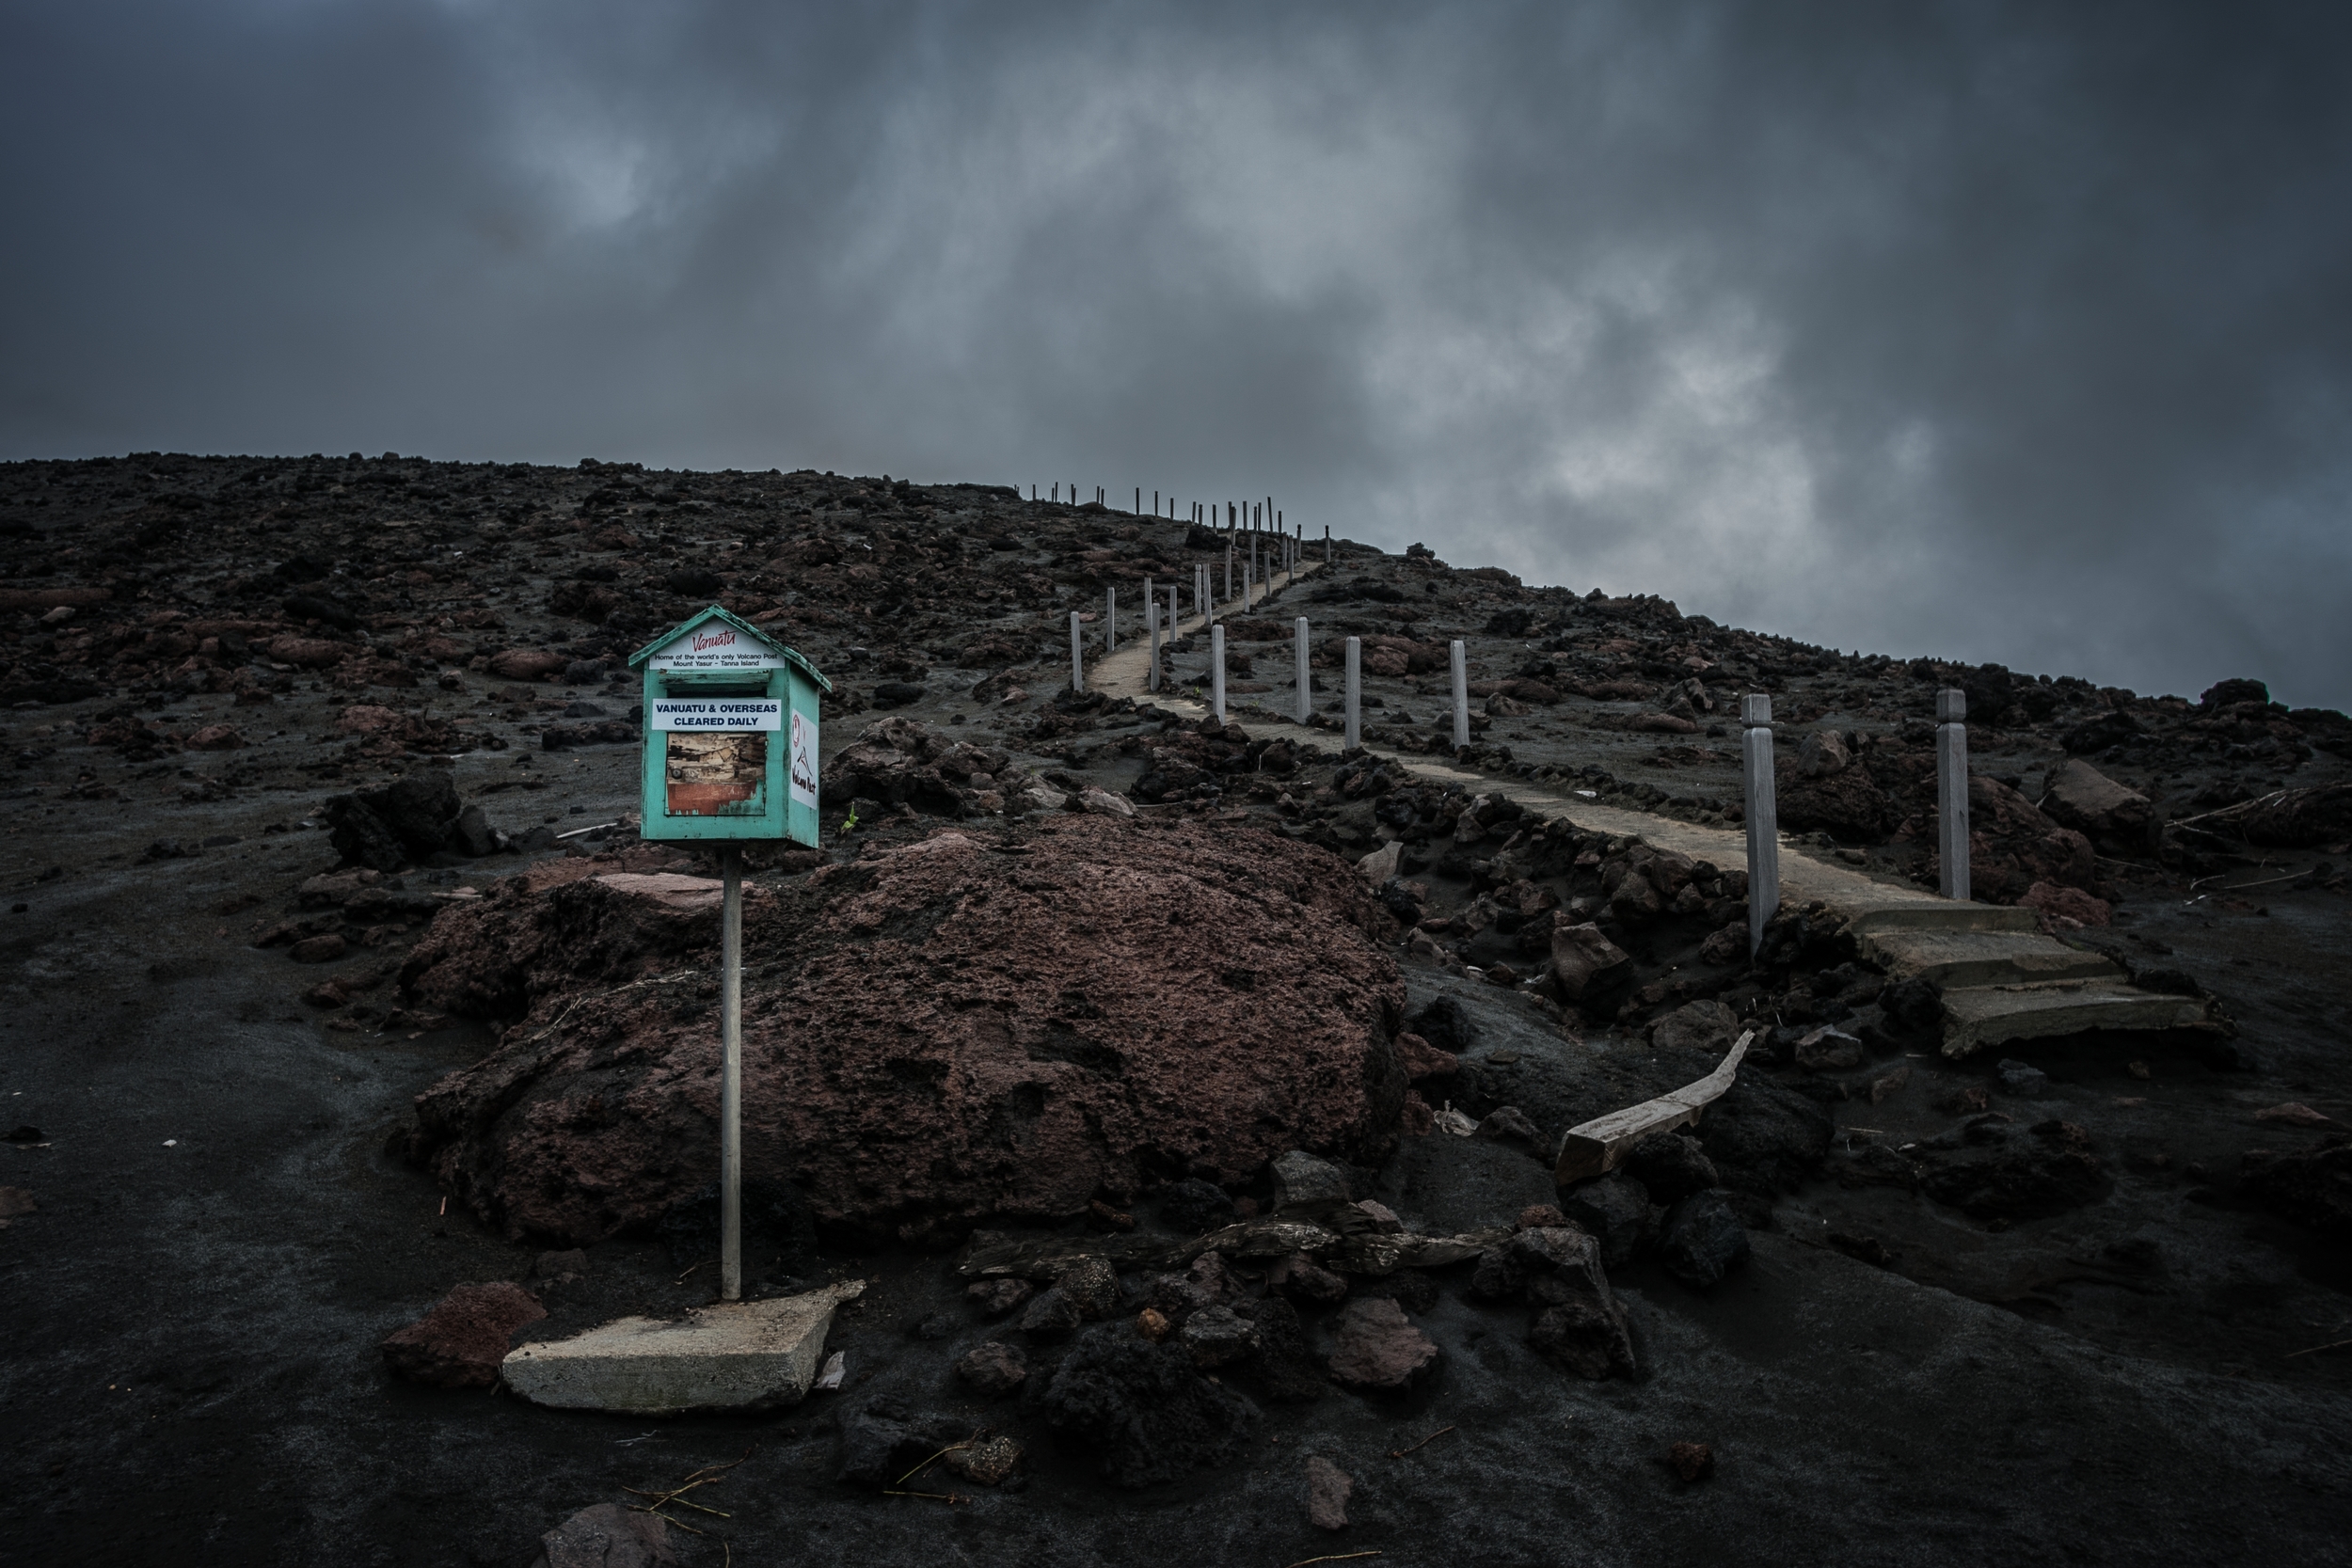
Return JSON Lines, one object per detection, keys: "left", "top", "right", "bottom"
{"left": 649, "top": 698, "right": 781, "bottom": 732}
{"left": 788, "top": 707, "right": 818, "bottom": 809}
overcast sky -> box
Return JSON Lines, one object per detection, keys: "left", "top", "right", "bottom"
{"left": 5, "top": 2, "right": 2349, "bottom": 705}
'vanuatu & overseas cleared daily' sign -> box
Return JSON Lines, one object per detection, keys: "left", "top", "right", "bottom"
{"left": 648, "top": 698, "right": 782, "bottom": 731}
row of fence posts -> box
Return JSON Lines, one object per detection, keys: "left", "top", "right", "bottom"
{"left": 1032, "top": 483, "right": 1298, "bottom": 530}
{"left": 1073, "top": 578, "right": 1979, "bottom": 957}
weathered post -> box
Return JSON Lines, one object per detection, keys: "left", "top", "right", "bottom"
{"left": 1344, "top": 636, "right": 1361, "bottom": 749}
{"left": 1104, "top": 587, "right": 1117, "bottom": 652}
{"left": 1938, "top": 689, "right": 1971, "bottom": 901}
{"left": 1294, "top": 616, "right": 1311, "bottom": 722}
{"left": 1325, "top": 524, "right": 1332, "bottom": 563}
{"left": 1069, "top": 611, "right": 1085, "bottom": 693}
{"left": 1147, "top": 590, "right": 1160, "bottom": 693}
{"left": 1225, "top": 541, "right": 1233, "bottom": 604}
{"left": 719, "top": 844, "right": 742, "bottom": 1299}
{"left": 1450, "top": 640, "right": 1470, "bottom": 750}
{"left": 1167, "top": 583, "right": 1177, "bottom": 641}
{"left": 1243, "top": 560, "right": 1253, "bottom": 611}
{"left": 1211, "top": 623, "right": 1227, "bottom": 722}
{"left": 1742, "top": 694, "right": 1780, "bottom": 955}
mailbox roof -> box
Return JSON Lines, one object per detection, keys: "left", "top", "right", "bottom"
{"left": 627, "top": 603, "right": 833, "bottom": 691}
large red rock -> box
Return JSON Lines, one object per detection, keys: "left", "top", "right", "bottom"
{"left": 398, "top": 816, "right": 1407, "bottom": 1247}
{"left": 380, "top": 1281, "right": 546, "bottom": 1387}
{"left": 1776, "top": 753, "right": 1895, "bottom": 840}
{"left": 1932, "top": 776, "right": 2104, "bottom": 904}
{"left": 265, "top": 634, "right": 348, "bottom": 669}
{"left": 486, "top": 648, "right": 569, "bottom": 682}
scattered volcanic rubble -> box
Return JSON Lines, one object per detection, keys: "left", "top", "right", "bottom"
{"left": 6, "top": 451, "right": 2352, "bottom": 1516}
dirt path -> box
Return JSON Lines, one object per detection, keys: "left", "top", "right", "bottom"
{"left": 1086, "top": 562, "right": 2210, "bottom": 1057}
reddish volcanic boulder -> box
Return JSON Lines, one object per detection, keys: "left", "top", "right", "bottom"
{"left": 380, "top": 1281, "right": 546, "bottom": 1387}
{"left": 1932, "top": 775, "right": 2104, "bottom": 905}
{"left": 398, "top": 816, "right": 1407, "bottom": 1247}
{"left": 486, "top": 648, "right": 569, "bottom": 682}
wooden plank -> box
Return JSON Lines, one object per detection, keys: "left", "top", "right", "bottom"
{"left": 1554, "top": 1031, "right": 1753, "bottom": 1186}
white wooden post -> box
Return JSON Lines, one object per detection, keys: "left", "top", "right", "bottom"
{"left": 1105, "top": 587, "right": 1117, "bottom": 652}
{"left": 1294, "top": 617, "right": 1311, "bottom": 722}
{"left": 1344, "top": 636, "right": 1361, "bottom": 750}
{"left": 1938, "top": 689, "right": 1971, "bottom": 901}
{"left": 1450, "top": 640, "right": 1470, "bottom": 750}
{"left": 1211, "top": 624, "right": 1226, "bottom": 722}
{"left": 1742, "top": 694, "right": 1779, "bottom": 955}
{"left": 1244, "top": 560, "right": 1253, "bottom": 611}
{"left": 1225, "top": 541, "right": 1233, "bottom": 604}
{"left": 1069, "top": 611, "right": 1084, "bottom": 693}
{"left": 1147, "top": 590, "right": 1160, "bottom": 693}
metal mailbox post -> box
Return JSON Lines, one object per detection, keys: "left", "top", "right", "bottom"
{"left": 628, "top": 606, "right": 831, "bottom": 1303}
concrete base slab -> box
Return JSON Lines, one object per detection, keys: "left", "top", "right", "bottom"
{"left": 501, "top": 1280, "right": 863, "bottom": 1416}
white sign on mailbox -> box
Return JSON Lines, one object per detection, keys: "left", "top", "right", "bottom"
{"left": 649, "top": 698, "right": 782, "bottom": 731}
{"left": 788, "top": 707, "right": 818, "bottom": 808}
{"left": 646, "top": 623, "right": 788, "bottom": 673}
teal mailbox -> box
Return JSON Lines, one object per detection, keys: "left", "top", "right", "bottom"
{"left": 628, "top": 606, "right": 831, "bottom": 847}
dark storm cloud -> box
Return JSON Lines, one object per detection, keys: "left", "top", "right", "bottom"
{"left": 4, "top": 2, "right": 2349, "bottom": 704}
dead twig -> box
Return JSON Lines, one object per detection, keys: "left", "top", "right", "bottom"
{"left": 2168, "top": 789, "right": 2295, "bottom": 830}
{"left": 895, "top": 1441, "right": 976, "bottom": 1488}
{"left": 621, "top": 1485, "right": 731, "bottom": 1519}
{"left": 1388, "top": 1425, "right": 1455, "bottom": 1458}
{"left": 881, "top": 1489, "right": 971, "bottom": 1504}
{"left": 1280, "top": 1554, "right": 1382, "bottom": 1568}
{"left": 630, "top": 1506, "right": 710, "bottom": 1537}
{"left": 2283, "top": 1337, "right": 2352, "bottom": 1360}
{"left": 518, "top": 967, "right": 710, "bottom": 1049}
{"left": 2192, "top": 868, "right": 2311, "bottom": 895}
{"left": 622, "top": 1447, "right": 755, "bottom": 1542}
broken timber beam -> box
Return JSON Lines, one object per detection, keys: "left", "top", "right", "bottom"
{"left": 1553, "top": 1031, "right": 1753, "bottom": 1186}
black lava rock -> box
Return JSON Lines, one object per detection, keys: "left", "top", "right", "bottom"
{"left": 835, "top": 1396, "right": 963, "bottom": 1488}
{"left": 1624, "top": 1132, "right": 1722, "bottom": 1203}
{"left": 2239, "top": 1142, "right": 2352, "bottom": 1243}
{"left": 1408, "top": 995, "right": 1476, "bottom": 1054}
{"left": 1039, "top": 1328, "right": 1261, "bottom": 1489}
{"left": 1698, "top": 1073, "right": 1835, "bottom": 1196}
{"left": 1157, "top": 1178, "right": 1237, "bottom": 1235}
{"left": 1560, "top": 1171, "right": 1651, "bottom": 1266}
{"left": 1656, "top": 1190, "right": 1750, "bottom": 1288}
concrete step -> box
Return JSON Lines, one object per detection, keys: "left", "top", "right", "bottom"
{"left": 1861, "top": 926, "right": 2124, "bottom": 990}
{"left": 1939, "top": 982, "right": 2217, "bottom": 1059}
{"left": 1844, "top": 903, "right": 2041, "bottom": 938}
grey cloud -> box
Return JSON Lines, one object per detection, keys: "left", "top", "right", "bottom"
{"left": 4, "top": 1, "right": 2349, "bottom": 704}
